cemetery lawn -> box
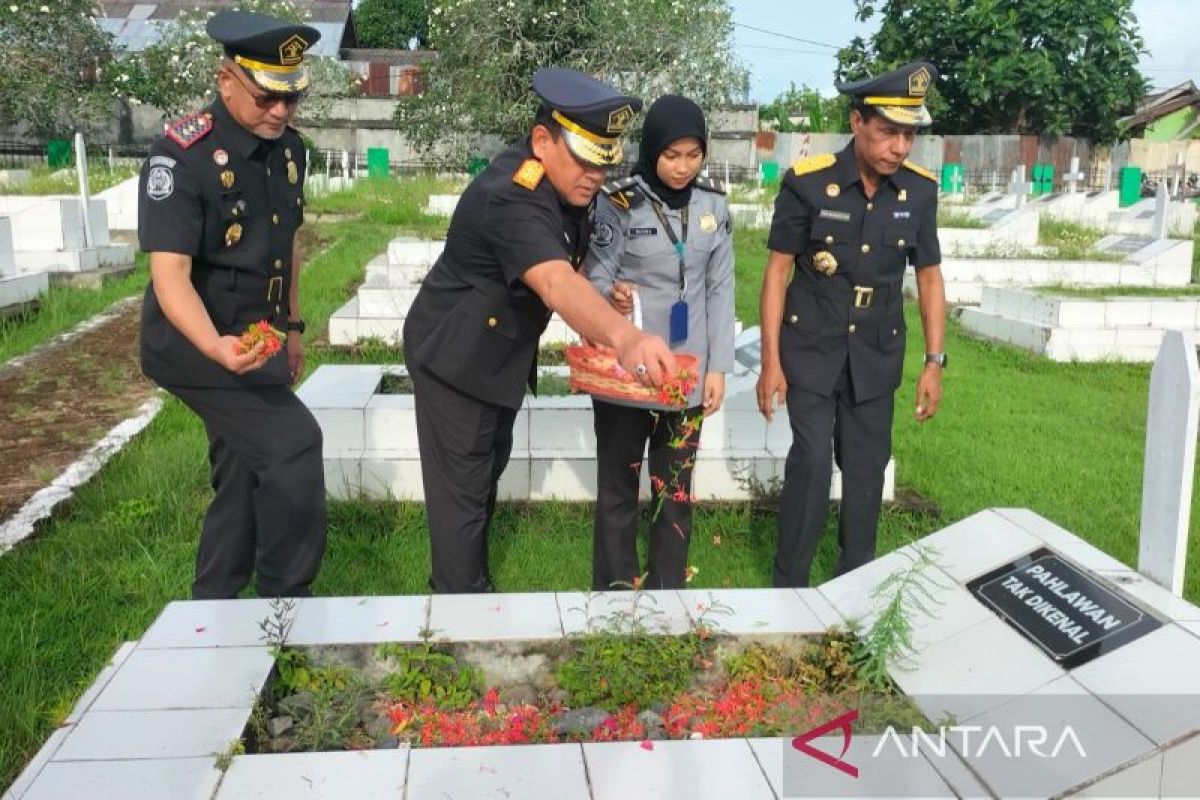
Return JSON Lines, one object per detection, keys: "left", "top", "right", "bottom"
{"left": 1035, "top": 284, "right": 1200, "bottom": 298}
{"left": 0, "top": 165, "right": 140, "bottom": 195}
{"left": 1, "top": 177, "right": 1198, "bottom": 789}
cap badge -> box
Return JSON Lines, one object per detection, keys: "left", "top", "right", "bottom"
{"left": 279, "top": 35, "right": 308, "bottom": 66}
{"left": 606, "top": 104, "right": 635, "bottom": 134}
{"left": 813, "top": 250, "right": 838, "bottom": 276}
{"left": 908, "top": 66, "right": 931, "bottom": 97}
{"left": 826, "top": 183, "right": 840, "bottom": 198}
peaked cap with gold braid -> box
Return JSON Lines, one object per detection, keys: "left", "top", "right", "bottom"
{"left": 835, "top": 61, "right": 938, "bottom": 127}
{"left": 207, "top": 10, "right": 320, "bottom": 94}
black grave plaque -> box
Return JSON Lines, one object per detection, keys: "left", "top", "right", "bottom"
{"left": 967, "top": 548, "right": 1162, "bottom": 669}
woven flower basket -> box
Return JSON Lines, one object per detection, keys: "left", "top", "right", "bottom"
{"left": 565, "top": 345, "right": 699, "bottom": 407}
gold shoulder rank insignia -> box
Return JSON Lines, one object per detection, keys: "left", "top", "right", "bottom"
{"left": 609, "top": 191, "right": 631, "bottom": 211}
{"left": 166, "top": 111, "right": 214, "bottom": 150}
{"left": 903, "top": 160, "right": 937, "bottom": 182}
{"left": 512, "top": 159, "right": 545, "bottom": 190}
{"left": 791, "top": 153, "right": 836, "bottom": 177}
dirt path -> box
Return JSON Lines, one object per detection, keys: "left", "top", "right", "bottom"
{"left": 0, "top": 299, "right": 156, "bottom": 521}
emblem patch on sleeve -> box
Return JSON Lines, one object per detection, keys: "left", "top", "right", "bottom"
{"left": 146, "top": 166, "right": 174, "bottom": 201}
{"left": 592, "top": 220, "right": 614, "bottom": 248}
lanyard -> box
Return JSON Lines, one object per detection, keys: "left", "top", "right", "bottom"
{"left": 649, "top": 200, "right": 688, "bottom": 299}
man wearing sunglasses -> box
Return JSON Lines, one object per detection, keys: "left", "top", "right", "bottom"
{"left": 136, "top": 11, "right": 326, "bottom": 600}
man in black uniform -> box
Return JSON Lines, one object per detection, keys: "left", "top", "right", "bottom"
{"left": 137, "top": 11, "right": 326, "bottom": 599}
{"left": 757, "top": 61, "right": 948, "bottom": 587}
{"left": 404, "top": 68, "right": 678, "bottom": 594}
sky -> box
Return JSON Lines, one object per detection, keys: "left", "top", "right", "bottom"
{"left": 730, "top": 0, "right": 1197, "bottom": 102}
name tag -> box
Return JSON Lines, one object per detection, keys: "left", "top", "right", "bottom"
{"left": 629, "top": 227, "right": 657, "bottom": 238}
{"left": 893, "top": 211, "right": 912, "bottom": 219}
{"left": 818, "top": 209, "right": 851, "bottom": 222}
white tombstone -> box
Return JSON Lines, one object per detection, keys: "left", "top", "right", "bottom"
{"left": 1138, "top": 330, "right": 1199, "bottom": 596}
{"left": 1062, "top": 157, "right": 1085, "bottom": 194}
{"left": 1008, "top": 165, "right": 1031, "bottom": 209}
{"left": 341, "top": 150, "right": 350, "bottom": 179}
{"left": 1151, "top": 182, "right": 1169, "bottom": 241}
{"left": 74, "top": 133, "right": 94, "bottom": 247}
{"left": 0, "top": 215, "right": 14, "bottom": 275}
{"left": 1171, "top": 152, "right": 1184, "bottom": 198}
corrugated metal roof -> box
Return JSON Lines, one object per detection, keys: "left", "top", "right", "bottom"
{"left": 98, "top": 1, "right": 350, "bottom": 52}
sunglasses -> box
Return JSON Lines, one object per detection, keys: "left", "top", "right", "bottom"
{"left": 229, "top": 67, "right": 306, "bottom": 109}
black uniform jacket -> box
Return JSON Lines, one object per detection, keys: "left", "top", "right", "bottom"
{"left": 138, "top": 97, "right": 307, "bottom": 388}
{"left": 404, "top": 139, "right": 589, "bottom": 409}
{"left": 767, "top": 142, "right": 940, "bottom": 403}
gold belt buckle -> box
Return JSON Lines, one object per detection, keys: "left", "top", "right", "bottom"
{"left": 266, "top": 276, "right": 283, "bottom": 302}
{"left": 853, "top": 285, "right": 874, "bottom": 309}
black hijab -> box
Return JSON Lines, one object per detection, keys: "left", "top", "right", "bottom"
{"left": 632, "top": 95, "right": 708, "bottom": 210}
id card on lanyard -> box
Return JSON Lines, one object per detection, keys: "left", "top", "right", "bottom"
{"left": 649, "top": 201, "right": 689, "bottom": 343}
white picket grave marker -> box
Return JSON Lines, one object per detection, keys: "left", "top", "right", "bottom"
{"left": 1138, "top": 330, "right": 1200, "bottom": 596}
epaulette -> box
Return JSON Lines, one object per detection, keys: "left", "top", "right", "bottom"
{"left": 902, "top": 160, "right": 937, "bottom": 182}
{"left": 791, "top": 153, "right": 836, "bottom": 177}
{"left": 512, "top": 158, "right": 545, "bottom": 191}
{"left": 694, "top": 175, "right": 725, "bottom": 194}
{"left": 165, "top": 111, "right": 213, "bottom": 150}
{"left": 601, "top": 176, "right": 642, "bottom": 211}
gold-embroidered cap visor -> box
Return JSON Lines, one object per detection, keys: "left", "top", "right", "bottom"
{"left": 552, "top": 110, "right": 623, "bottom": 167}
{"left": 865, "top": 99, "right": 932, "bottom": 127}
{"left": 235, "top": 55, "right": 311, "bottom": 93}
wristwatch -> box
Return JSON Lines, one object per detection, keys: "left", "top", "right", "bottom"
{"left": 924, "top": 352, "right": 948, "bottom": 369}
{"left": 286, "top": 319, "right": 306, "bottom": 334}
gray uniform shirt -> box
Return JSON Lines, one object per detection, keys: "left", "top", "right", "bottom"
{"left": 585, "top": 175, "right": 735, "bottom": 409}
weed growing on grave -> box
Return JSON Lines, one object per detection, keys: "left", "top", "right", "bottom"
{"left": 377, "top": 642, "right": 482, "bottom": 710}
{"left": 851, "top": 542, "right": 950, "bottom": 691}
{"left": 213, "top": 738, "right": 244, "bottom": 772}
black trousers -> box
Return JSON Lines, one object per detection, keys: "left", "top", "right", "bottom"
{"left": 167, "top": 383, "right": 327, "bottom": 600}
{"left": 773, "top": 364, "right": 894, "bottom": 587}
{"left": 411, "top": 365, "right": 514, "bottom": 593}
{"left": 592, "top": 399, "right": 702, "bottom": 591}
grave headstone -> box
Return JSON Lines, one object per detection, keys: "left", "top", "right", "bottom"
{"left": 74, "top": 133, "right": 94, "bottom": 247}
{"left": 1008, "top": 165, "right": 1031, "bottom": 209}
{"left": 1137, "top": 330, "right": 1199, "bottom": 596}
{"left": 1151, "top": 182, "right": 1169, "bottom": 240}
{"left": 1063, "top": 157, "right": 1085, "bottom": 194}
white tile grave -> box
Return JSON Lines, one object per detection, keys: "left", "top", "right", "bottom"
{"left": 328, "top": 237, "right": 578, "bottom": 346}
{"left": 960, "top": 285, "right": 1200, "bottom": 361}
{"left": 9, "top": 509, "right": 1200, "bottom": 798}
{"left": 0, "top": 195, "right": 133, "bottom": 274}
{"left": 296, "top": 361, "right": 895, "bottom": 503}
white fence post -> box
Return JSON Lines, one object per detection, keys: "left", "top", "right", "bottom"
{"left": 1138, "top": 330, "right": 1200, "bottom": 596}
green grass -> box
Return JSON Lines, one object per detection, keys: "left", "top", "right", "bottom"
{"left": 3, "top": 176, "right": 1200, "bottom": 789}
{"left": 937, "top": 210, "right": 988, "bottom": 229}
{"left": 1036, "top": 218, "right": 1121, "bottom": 261}
{"left": 0, "top": 254, "right": 148, "bottom": 363}
{"left": 1193, "top": 219, "right": 1199, "bottom": 282}
{"left": 0, "top": 164, "right": 140, "bottom": 195}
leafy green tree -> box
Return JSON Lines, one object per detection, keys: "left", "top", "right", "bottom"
{"left": 0, "top": 1, "right": 116, "bottom": 137}
{"left": 395, "top": 0, "right": 749, "bottom": 165}
{"left": 355, "top": 0, "right": 430, "bottom": 48}
{"left": 113, "top": 0, "right": 355, "bottom": 120}
{"left": 836, "top": 0, "right": 1147, "bottom": 142}
{"left": 759, "top": 84, "right": 849, "bottom": 133}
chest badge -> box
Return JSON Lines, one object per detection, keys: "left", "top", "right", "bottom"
{"left": 219, "top": 170, "right": 236, "bottom": 190}
{"left": 898, "top": 189, "right": 908, "bottom": 202}
{"left": 224, "top": 222, "right": 243, "bottom": 247}
{"left": 287, "top": 161, "right": 299, "bottom": 185}
{"left": 699, "top": 212, "right": 717, "bottom": 233}
{"left": 813, "top": 250, "right": 838, "bottom": 276}
{"left": 212, "top": 149, "right": 228, "bottom": 166}
{"left": 826, "top": 183, "right": 840, "bottom": 198}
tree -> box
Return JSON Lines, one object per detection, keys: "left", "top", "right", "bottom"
{"left": 355, "top": 0, "right": 430, "bottom": 49}
{"left": 0, "top": 1, "right": 116, "bottom": 138}
{"left": 758, "top": 84, "right": 849, "bottom": 133}
{"left": 395, "top": 0, "right": 749, "bottom": 165}
{"left": 836, "top": 0, "right": 1147, "bottom": 142}
{"left": 113, "top": 0, "right": 356, "bottom": 121}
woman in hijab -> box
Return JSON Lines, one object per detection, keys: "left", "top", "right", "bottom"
{"left": 584, "top": 94, "right": 735, "bottom": 591}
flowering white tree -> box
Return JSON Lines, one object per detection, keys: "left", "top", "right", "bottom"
{"left": 0, "top": 1, "right": 115, "bottom": 137}
{"left": 395, "top": 0, "right": 748, "bottom": 165}
{"left": 113, "top": 0, "right": 356, "bottom": 121}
